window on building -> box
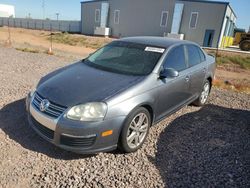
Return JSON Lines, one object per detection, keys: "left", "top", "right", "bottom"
{"left": 164, "top": 45, "right": 187, "bottom": 72}
{"left": 114, "top": 10, "right": 120, "bottom": 24}
{"left": 231, "top": 23, "right": 235, "bottom": 37}
{"left": 160, "top": 11, "right": 168, "bottom": 27}
{"left": 189, "top": 12, "right": 198, "bottom": 29}
{"left": 223, "top": 17, "right": 230, "bottom": 36}
{"left": 95, "top": 9, "right": 100, "bottom": 23}
{"left": 228, "top": 21, "right": 235, "bottom": 37}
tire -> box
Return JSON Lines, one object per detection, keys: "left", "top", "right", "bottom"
{"left": 239, "top": 40, "right": 250, "bottom": 51}
{"left": 193, "top": 80, "right": 211, "bottom": 106}
{"left": 119, "top": 107, "right": 151, "bottom": 153}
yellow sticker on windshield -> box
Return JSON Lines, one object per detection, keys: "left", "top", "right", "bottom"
{"left": 145, "top": 47, "right": 165, "bottom": 53}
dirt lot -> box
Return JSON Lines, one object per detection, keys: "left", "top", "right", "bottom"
{"left": 0, "top": 44, "right": 250, "bottom": 187}
{"left": 0, "top": 27, "right": 111, "bottom": 59}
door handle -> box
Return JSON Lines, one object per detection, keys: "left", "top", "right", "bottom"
{"left": 185, "top": 76, "right": 190, "bottom": 82}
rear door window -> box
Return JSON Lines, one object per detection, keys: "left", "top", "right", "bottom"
{"left": 164, "top": 45, "right": 187, "bottom": 72}
{"left": 186, "top": 45, "right": 202, "bottom": 67}
{"left": 198, "top": 48, "right": 206, "bottom": 62}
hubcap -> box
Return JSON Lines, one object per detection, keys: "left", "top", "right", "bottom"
{"left": 126, "top": 113, "right": 149, "bottom": 149}
{"left": 200, "top": 83, "right": 210, "bottom": 104}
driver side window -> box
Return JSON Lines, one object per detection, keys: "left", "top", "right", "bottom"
{"left": 163, "top": 45, "right": 187, "bottom": 72}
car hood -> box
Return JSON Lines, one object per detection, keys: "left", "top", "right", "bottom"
{"left": 37, "top": 61, "right": 145, "bottom": 107}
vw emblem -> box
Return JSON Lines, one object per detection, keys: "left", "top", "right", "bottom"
{"left": 40, "top": 99, "right": 50, "bottom": 112}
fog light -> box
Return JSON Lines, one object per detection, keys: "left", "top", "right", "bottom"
{"left": 101, "top": 130, "right": 113, "bottom": 137}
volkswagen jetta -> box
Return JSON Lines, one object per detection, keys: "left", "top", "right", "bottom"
{"left": 26, "top": 37, "right": 215, "bottom": 154}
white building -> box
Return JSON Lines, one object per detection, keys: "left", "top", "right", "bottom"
{"left": 0, "top": 4, "right": 15, "bottom": 18}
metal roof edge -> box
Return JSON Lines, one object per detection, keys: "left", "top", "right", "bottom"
{"left": 227, "top": 4, "right": 237, "bottom": 18}
{"left": 178, "top": 0, "right": 229, "bottom": 5}
{"left": 81, "top": 0, "right": 107, "bottom": 4}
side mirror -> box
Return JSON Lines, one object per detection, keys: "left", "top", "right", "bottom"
{"left": 159, "top": 68, "right": 179, "bottom": 79}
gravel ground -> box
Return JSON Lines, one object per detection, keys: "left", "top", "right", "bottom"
{"left": 0, "top": 46, "right": 249, "bottom": 188}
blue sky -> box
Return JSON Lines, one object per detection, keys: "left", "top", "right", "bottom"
{"left": 0, "top": 0, "right": 249, "bottom": 30}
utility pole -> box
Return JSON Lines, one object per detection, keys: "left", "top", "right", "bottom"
{"left": 5, "top": 16, "right": 12, "bottom": 47}
{"left": 27, "top": 13, "right": 31, "bottom": 28}
{"left": 42, "top": 0, "right": 45, "bottom": 19}
{"left": 56, "top": 13, "right": 59, "bottom": 21}
{"left": 48, "top": 23, "right": 53, "bottom": 55}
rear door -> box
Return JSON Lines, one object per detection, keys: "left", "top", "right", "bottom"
{"left": 155, "top": 45, "right": 193, "bottom": 120}
{"left": 185, "top": 44, "right": 207, "bottom": 97}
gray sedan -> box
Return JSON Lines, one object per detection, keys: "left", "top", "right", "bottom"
{"left": 26, "top": 37, "right": 216, "bottom": 154}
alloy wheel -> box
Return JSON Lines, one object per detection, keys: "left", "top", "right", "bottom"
{"left": 200, "top": 82, "right": 210, "bottom": 104}
{"left": 126, "top": 113, "right": 149, "bottom": 149}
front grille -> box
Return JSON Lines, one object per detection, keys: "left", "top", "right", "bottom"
{"left": 31, "top": 116, "right": 54, "bottom": 140}
{"left": 32, "top": 92, "right": 67, "bottom": 119}
{"left": 60, "top": 134, "right": 96, "bottom": 148}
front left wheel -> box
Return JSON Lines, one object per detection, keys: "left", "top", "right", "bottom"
{"left": 119, "top": 107, "right": 151, "bottom": 153}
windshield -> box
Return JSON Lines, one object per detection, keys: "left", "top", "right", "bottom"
{"left": 85, "top": 41, "right": 165, "bottom": 75}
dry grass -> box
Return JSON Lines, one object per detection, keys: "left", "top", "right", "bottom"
{"left": 213, "top": 79, "right": 250, "bottom": 94}
{"left": 204, "top": 49, "right": 250, "bottom": 94}
{"left": 205, "top": 49, "right": 250, "bottom": 69}
{"left": 15, "top": 47, "right": 39, "bottom": 53}
{"left": 216, "top": 54, "right": 250, "bottom": 69}
{"left": 15, "top": 47, "right": 55, "bottom": 55}
{"left": 48, "top": 32, "right": 112, "bottom": 49}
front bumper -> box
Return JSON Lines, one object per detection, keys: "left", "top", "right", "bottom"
{"left": 26, "top": 94, "right": 126, "bottom": 154}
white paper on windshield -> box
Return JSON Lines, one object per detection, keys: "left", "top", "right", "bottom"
{"left": 145, "top": 47, "right": 165, "bottom": 53}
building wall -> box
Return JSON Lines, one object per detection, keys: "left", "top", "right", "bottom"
{"left": 177, "top": 1, "right": 226, "bottom": 47}
{"left": 81, "top": 1, "right": 103, "bottom": 35}
{"left": 107, "top": 0, "right": 175, "bottom": 38}
{"left": 81, "top": 0, "right": 176, "bottom": 38}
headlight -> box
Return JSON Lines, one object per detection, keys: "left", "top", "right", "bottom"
{"left": 66, "top": 102, "right": 107, "bottom": 122}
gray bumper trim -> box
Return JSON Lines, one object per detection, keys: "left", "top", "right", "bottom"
{"left": 29, "top": 102, "right": 57, "bottom": 131}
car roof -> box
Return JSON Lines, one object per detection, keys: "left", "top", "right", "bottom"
{"left": 118, "top": 36, "right": 196, "bottom": 49}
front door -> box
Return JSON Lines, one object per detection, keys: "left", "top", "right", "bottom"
{"left": 155, "top": 45, "right": 192, "bottom": 120}
{"left": 203, "top": 30, "right": 215, "bottom": 47}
